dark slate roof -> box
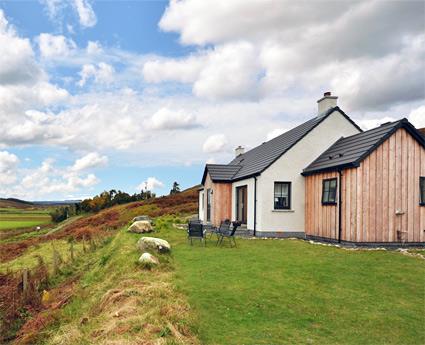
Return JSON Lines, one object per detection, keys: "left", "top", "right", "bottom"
{"left": 201, "top": 164, "right": 242, "bottom": 184}
{"left": 303, "top": 118, "right": 425, "bottom": 175}
{"left": 227, "top": 107, "right": 361, "bottom": 180}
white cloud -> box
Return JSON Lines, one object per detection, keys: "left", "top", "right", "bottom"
{"left": 0, "top": 10, "right": 69, "bottom": 149}
{"left": 37, "top": 33, "right": 76, "bottom": 58}
{"left": 0, "top": 10, "right": 42, "bottom": 85}
{"left": 143, "top": 54, "right": 205, "bottom": 84}
{"left": 357, "top": 116, "right": 397, "bottom": 131}
{"left": 266, "top": 128, "right": 287, "bottom": 141}
{"left": 41, "top": 0, "right": 97, "bottom": 28}
{"left": 86, "top": 40, "right": 103, "bottom": 55}
{"left": 78, "top": 62, "right": 115, "bottom": 86}
{"left": 203, "top": 134, "right": 228, "bottom": 153}
{"left": 1, "top": 156, "right": 100, "bottom": 200}
{"left": 0, "top": 151, "right": 19, "bottom": 185}
{"left": 137, "top": 177, "right": 164, "bottom": 192}
{"left": 71, "top": 152, "right": 108, "bottom": 172}
{"left": 143, "top": 42, "right": 261, "bottom": 100}
{"left": 148, "top": 107, "right": 199, "bottom": 130}
{"left": 72, "top": 0, "right": 97, "bottom": 28}
{"left": 408, "top": 105, "right": 425, "bottom": 129}
{"left": 152, "top": 1, "right": 425, "bottom": 109}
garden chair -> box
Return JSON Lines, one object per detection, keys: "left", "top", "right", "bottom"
{"left": 187, "top": 221, "right": 206, "bottom": 246}
{"left": 211, "top": 220, "right": 231, "bottom": 241}
{"left": 216, "top": 221, "right": 238, "bottom": 247}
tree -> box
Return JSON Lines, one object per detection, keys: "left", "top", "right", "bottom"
{"left": 170, "top": 181, "right": 181, "bottom": 195}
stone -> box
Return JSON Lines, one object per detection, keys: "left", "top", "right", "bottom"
{"left": 132, "top": 215, "right": 152, "bottom": 224}
{"left": 137, "top": 237, "right": 171, "bottom": 253}
{"left": 128, "top": 220, "right": 153, "bottom": 233}
{"left": 138, "top": 252, "right": 160, "bottom": 265}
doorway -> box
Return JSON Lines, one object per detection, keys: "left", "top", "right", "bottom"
{"left": 236, "top": 186, "right": 248, "bottom": 224}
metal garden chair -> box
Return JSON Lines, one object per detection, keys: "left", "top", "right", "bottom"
{"left": 187, "top": 221, "right": 206, "bottom": 246}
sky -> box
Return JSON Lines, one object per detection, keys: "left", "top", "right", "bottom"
{"left": 0, "top": 0, "right": 424, "bottom": 201}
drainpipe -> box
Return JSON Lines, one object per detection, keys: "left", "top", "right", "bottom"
{"left": 254, "top": 176, "right": 257, "bottom": 237}
{"left": 338, "top": 170, "right": 343, "bottom": 243}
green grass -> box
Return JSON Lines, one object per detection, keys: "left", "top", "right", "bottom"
{"left": 39, "top": 224, "right": 198, "bottom": 345}
{"left": 157, "top": 221, "right": 425, "bottom": 345}
{"left": 8, "top": 214, "right": 424, "bottom": 344}
{"left": 0, "top": 240, "right": 84, "bottom": 273}
{"left": 0, "top": 211, "right": 51, "bottom": 231}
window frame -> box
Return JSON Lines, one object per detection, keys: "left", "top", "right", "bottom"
{"left": 420, "top": 177, "right": 425, "bottom": 206}
{"left": 206, "top": 189, "right": 212, "bottom": 222}
{"left": 274, "top": 181, "right": 291, "bottom": 210}
{"left": 322, "top": 178, "right": 338, "bottom": 205}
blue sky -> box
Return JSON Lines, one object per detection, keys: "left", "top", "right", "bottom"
{"left": 0, "top": 0, "right": 423, "bottom": 200}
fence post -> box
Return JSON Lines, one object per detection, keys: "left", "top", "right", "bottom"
{"left": 22, "top": 268, "right": 29, "bottom": 296}
{"left": 70, "top": 241, "right": 75, "bottom": 261}
{"left": 52, "top": 247, "right": 60, "bottom": 275}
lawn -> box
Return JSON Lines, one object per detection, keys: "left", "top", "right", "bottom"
{"left": 158, "top": 221, "right": 425, "bottom": 345}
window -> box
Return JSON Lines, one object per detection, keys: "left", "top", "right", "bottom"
{"left": 420, "top": 177, "right": 425, "bottom": 206}
{"left": 274, "top": 182, "right": 291, "bottom": 210}
{"left": 206, "top": 189, "right": 212, "bottom": 222}
{"left": 322, "top": 178, "right": 337, "bottom": 205}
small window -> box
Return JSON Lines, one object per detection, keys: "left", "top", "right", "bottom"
{"left": 420, "top": 177, "right": 425, "bottom": 206}
{"left": 322, "top": 178, "right": 337, "bottom": 205}
{"left": 274, "top": 182, "right": 291, "bottom": 210}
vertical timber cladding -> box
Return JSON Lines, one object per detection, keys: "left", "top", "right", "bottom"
{"left": 203, "top": 173, "right": 232, "bottom": 226}
{"left": 351, "top": 127, "right": 425, "bottom": 243}
{"left": 212, "top": 182, "right": 232, "bottom": 227}
{"left": 305, "top": 171, "right": 339, "bottom": 240}
{"left": 305, "top": 127, "right": 425, "bottom": 243}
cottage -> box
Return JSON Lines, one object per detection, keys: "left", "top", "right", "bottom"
{"left": 199, "top": 93, "right": 362, "bottom": 237}
{"left": 198, "top": 92, "right": 425, "bottom": 244}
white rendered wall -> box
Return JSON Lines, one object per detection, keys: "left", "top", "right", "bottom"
{"left": 256, "top": 110, "right": 360, "bottom": 233}
{"left": 231, "top": 177, "right": 256, "bottom": 230}
{"left": 198, "top": 190, "right": 204, "bottom": 221}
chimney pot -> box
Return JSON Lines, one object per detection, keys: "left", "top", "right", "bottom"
{"left": 235, "top": 146, "right": 245, "bottom": 157}
{"left": 324, "top": 91, "right": 331, "bottom": 97}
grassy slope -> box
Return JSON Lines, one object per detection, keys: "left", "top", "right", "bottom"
{"left": 161, "top": 230, "right": 425, "bottom": 345}
{"left": 39, "top": 216, "right": 199, "bottom": 345}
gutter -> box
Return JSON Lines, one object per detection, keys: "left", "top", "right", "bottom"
{"left": 253, "top": 176, "right": 257, "bottom": 237}
{"left": 338, "top": 170, "right": 343, "bottom": 243}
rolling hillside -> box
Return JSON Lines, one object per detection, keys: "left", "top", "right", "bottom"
{"left": 0, "top": 187, "right": 199, "bottom": 343}
{"left": 0, "top": 198, "right": 34, "bottom": 209}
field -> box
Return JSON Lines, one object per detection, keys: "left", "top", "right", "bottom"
{"left": 0, "top": 208, "right": 51, "bottom": 231}
{"left": 1, "top": 189, "right": 424, "bottom": 344}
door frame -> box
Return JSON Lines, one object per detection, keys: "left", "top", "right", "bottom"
{"left": 236, "top": 185, "right": 248, "bottom": 225}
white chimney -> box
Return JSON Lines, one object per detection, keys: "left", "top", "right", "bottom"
{"left": 235, "top": 146, "right": 245, "bottom": 157}
{"left": 317, "top": 91, "right": 338, "bottom": 116}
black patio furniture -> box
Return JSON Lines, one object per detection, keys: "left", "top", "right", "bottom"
{"left": 216, "top": 221, "right": 240, "bottom": 247}
{"left": 187, "top": 221, "right": 206, "bottom": 246}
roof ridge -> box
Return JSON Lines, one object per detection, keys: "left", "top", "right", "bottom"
{"left": 336, "top": 118, "right": 405, "bottom": 142}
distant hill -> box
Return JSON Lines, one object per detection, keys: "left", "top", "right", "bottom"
{"left": 0, "top": 198, "right": 82, "bottom": 209}
{"left": 0, "top": 198, "right": 34, "bottom": 209}
{"left": 32, "top": 200, "right": 82, "bottom": 206}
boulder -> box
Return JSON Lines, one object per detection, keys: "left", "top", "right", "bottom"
{"left": 128, "top": 220, "right": 153, "bottom": 233}
{"left": 138, "top": 252, "right": 159, "bottom": 265}
{"left": 132, "top": 215, "right": 152, "bottom": 224}
{"left": 137, "top": 237, "right": 171, "bottom": 253}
